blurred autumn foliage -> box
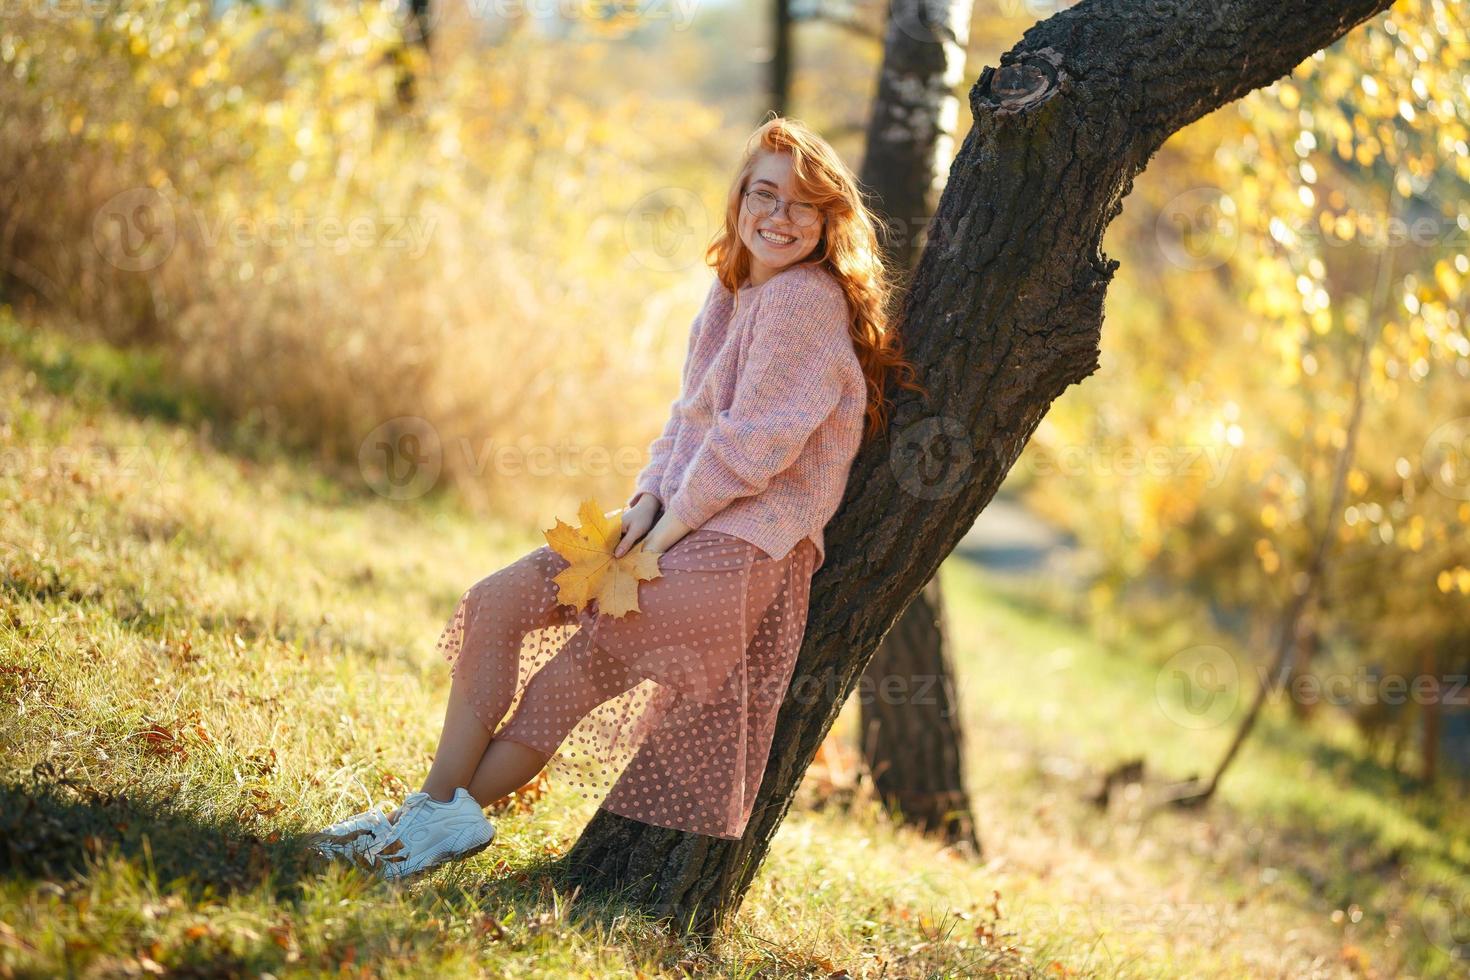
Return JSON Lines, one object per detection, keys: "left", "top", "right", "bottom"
{"left": 2, "top": 1, "right": 1470, "bottom": 973}
{"left": 1018, "top": 0, "right": 1469, "bottom": 755}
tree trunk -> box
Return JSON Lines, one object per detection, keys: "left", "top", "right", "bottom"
{"left": 858, "top": 0, "right": 971, "bottom": 283}
{"left": 860, "top": 576, "right": 980, "bottom": 850}
{"left": 855, "top": 0, "right": 979, "bottom": 850}
{"left": 1287, "top": 609, "right": 1320, "bottom": 721}
{"left": 555, "top": 0, "right": 1399, "bottom": 938}
{"left": 1420, "top": 647, "right": 1440, "bottom": 784}
{"left": 770, "top": 0, "right": 793, "bottom": 117}
{"left": 393, "top": 0, "right": 432, "bottom": 107}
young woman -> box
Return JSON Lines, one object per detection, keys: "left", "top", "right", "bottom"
{"left": 307, "top": 116, "right": 925, "bottom": 881}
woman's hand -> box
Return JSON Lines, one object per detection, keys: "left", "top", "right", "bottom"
{"left": 615, "top": 493, "right": 660, "bottom": 557}
{"left": 614, "top": 493, "right": 693, "bottom": 557}
{"left": 640, "top": 508, "right": 694, "bottom": 555}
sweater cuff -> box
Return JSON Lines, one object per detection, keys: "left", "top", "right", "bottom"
{"left": 633, "top": 463, "right": 666, "bottom": 497}
{"left": 665, "top": 482, "right": 721, "bottom": 530}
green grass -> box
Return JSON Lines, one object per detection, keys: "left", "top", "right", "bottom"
{"left": 930, "top": 557, "right": 1470, "bottom": 978}
{"left": 1, "top": 311, "right": 1466, "bottom": 977}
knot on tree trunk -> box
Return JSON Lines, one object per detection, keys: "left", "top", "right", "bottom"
{"left": 972, "top": 46, "right": 1069, "bottom": 117}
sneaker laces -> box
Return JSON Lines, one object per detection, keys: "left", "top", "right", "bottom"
{"left": 360, "top": 791, "right": 433, "bottom": 866}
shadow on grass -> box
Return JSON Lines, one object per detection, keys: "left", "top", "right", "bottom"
{"left": 0, "top": 762, "right": 663, "bottom": 922}
{"left": 0, "top": 316, "right": 214, "bottom": 432}
{"left": 1300, "top": 732, "right": 1434, "bottom": 801}
{"left": 0, "top": 766, "right": 321, "bottom": 901}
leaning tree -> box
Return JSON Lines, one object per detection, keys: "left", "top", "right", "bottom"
{"left": 552, "top": 0, "right": 1400, "bottom": 939}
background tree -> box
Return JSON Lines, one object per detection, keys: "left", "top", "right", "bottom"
{"left": 390, "top": 0, "right": 433, "bottom": 106}
{"left": 771, "top": 0, "right": 794, "bottom": 115}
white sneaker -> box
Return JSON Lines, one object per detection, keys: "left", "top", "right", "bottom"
{"left": 356, "top": 788, "right": 496, "bottom": 882}
{"left": 306, "top": 803, "right": 397, "bottom": 861}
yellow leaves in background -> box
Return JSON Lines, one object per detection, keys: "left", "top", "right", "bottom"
{"left": 1437, "top": 567, "right": 1470, "bottom": 595}
{"left": 1404, "top": 514, "right": 1425, "bottom": 552}
{"left": 1255, "top": 538, "right": 1281, "bottom": 575}
{"left": 544, "top": 499, "right": 662, "bottom": 619}
{"left": 1433, "top": 258, "right": 1462, "bottom": 301}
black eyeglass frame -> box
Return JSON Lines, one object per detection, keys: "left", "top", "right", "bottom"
{"left": 742, "top": 187, "right": 824, "bottom": 229}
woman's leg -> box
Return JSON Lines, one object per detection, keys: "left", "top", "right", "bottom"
{"left": 463, "top": 738, "right": 550, "bottom": 809}
{"left": 418, "top": 548, "right": 577, "bottom": 802}
{"left": 419, "top": 668, "right": 508, "bottom": 802}
{"left": 465, "top": 634, "right": 643, "bottom": 807}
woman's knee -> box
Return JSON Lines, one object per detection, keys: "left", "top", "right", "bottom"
{"left": 468, "top": 548, "right": 572, "bottom": 629}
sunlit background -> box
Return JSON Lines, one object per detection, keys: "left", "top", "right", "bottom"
{"left": 2, "top": 0, "right": 1468, "bottom": 974}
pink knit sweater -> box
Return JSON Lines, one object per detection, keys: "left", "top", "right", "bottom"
{"left": 625, "top": 261, "right": 867, "bottom": 573}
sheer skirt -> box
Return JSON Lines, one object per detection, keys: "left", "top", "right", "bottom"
{"left": 433, "top": 527, "right": 818, "bottom": 840}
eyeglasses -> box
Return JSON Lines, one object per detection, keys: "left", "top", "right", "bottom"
{"left": 743, "top": 188, "right": 823, "bottom": 229}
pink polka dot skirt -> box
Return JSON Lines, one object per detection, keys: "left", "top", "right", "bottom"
{"left": 433, "top": 528, "right": 818, "bottom": 840}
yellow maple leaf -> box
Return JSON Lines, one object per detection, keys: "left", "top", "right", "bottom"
{"left": 543, "top": 498, "right": 662, "bottom": 618}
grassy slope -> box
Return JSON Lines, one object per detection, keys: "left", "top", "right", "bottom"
{"left": 0, "top": 314, "right": 1464, "bottom": 978}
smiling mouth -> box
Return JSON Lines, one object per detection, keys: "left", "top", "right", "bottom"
{"left": 758, "top": 228, "right": 797, "bottom": 246}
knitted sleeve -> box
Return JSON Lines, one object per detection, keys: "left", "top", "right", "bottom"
{"left": 665, "top": 268, "right": 849, "bottom": 530}
{"left": 627, "top": 281, "right": 718, "bottom": 510}
{"left": 628, "top": 393, "right": 682, "bottom": 510}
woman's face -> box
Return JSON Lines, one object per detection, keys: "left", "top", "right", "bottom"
{"left": 737, "top": 151, "right": 825, "bottom": 286}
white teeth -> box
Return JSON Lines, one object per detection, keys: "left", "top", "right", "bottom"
{"left": 759, "top": 229, "right": 795, "bottom": 245}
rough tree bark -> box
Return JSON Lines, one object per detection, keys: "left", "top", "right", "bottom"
{"left": 856, "top": 0, "right": 980, "bottom": 849}
{"left": 553, "top": 0, "right": 1399, "bottom": 939}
